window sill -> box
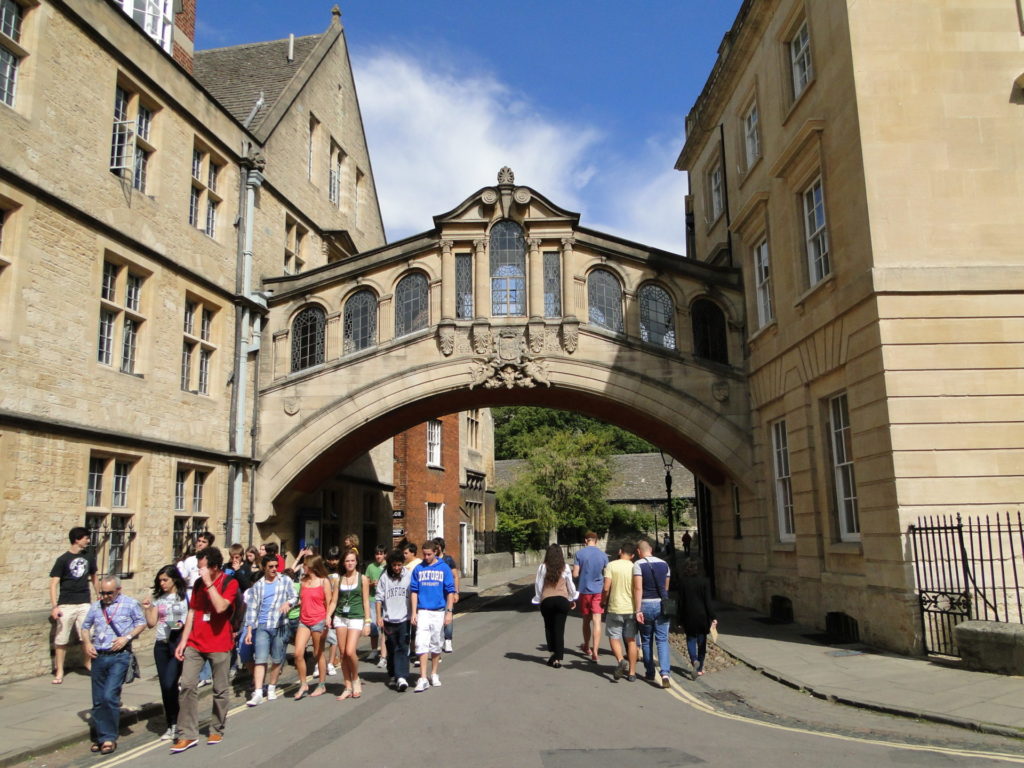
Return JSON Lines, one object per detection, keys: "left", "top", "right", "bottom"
{"left": 426, "top": 463, "right": 445, "bottom": 471}
{"left": 737, "top": 154, "right": 763, "bottom": 189}
{"left": 747, "top": 319, "right": 777, "bottom": 344}
{"left": 704, "top": 210, "right": 725, "bottom": 235}
{"left": 792, "top": 270, "right": 835, "bottom": 314}
{"left": 827, "top": 540, "right": 862, "bottom": 555}
{"left": 782, "top": 76, "right": 816, "bottom": 128}
{"left": 772, "top": 541, "right": 796, "bottom": 552}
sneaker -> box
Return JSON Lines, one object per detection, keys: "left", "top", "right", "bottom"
{"left": 327, "top": 663, "right": 338, "bottom": 676}
{"left": 207, "top": 733, "right": 222, "bottom": 746}
{"left": 661, "top": 675, "right": 671, "bottom": 689}
{"left": 614, "top": 658, "right": 628, "bottom": 680}
{"left": 443, "top": 639, "right": 453, "bottom": 653}
{"left": 627, "top": 674, "right": 637, "bottom": 682}
{"left": 246, "top": 691, "right": 263, "bottom": 707}
{"left": 197, "top": 679, "right": 211, "bottom": 688}
{"left": 377, "top": 656, "right": 388, "bottom": 669}
{"left": 160, "top": 726, "right": 177, "bottom": 741}
{"left": 170, "top": 739, "right": 198, "bottom": 754}
{"left": 413, "top": 658, "right": 420, "bottom": 667}
{"left": 430, "top": 673, "right": 442, "bottom": 687}
{"left": 414, "top": 677, "right": 430, "bottom": 692}
{"left": 397, "top": 677, "right": 409, "bottom": 692}
{"left": 267, "top": 685, "right": 278, "bottom": 701}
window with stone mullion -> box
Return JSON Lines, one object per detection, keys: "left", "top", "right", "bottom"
{"left": 639, "top": 284, "right": 675, "bottom": 349}
{"left": 344, "top": 289, "right": 376, "bottom": 354}
{"left": 395, "top": 273, "right": 428, "bottom": 337}
{"left": 291, "top": 305, "right": 326, "bottom": 371}
{"left": 489, "top": 221, "right": 526, "bottom": 316}
{"left": 587, "top": 269, "right": 623, "bottom": 333}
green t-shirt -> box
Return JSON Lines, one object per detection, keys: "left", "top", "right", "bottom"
{"left": 365, "top": 561, "right": 386, "bottom": 598}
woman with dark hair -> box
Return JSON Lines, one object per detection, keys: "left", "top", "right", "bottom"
{"left": 532, "top": 544, "right": 579, "bottom": 667}
{"left": 293, "top": 555, "right": 334, "bottom": 699}
{"left": 142, "top": 565, "right": 188, "bottom": 741}
{"left": 677, "top": 558, "right": 717, "bottom": 679}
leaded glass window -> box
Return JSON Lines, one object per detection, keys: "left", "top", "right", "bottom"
{"left": 489, "top": 220, "right": 525, "bottom": 316}
{"left": 395, "top": 273, "right": 428, "bottom": 337}
{"left": 291, "top": 305, "right": 326, "bottom": 371}
{"left": 543, "top": 251, "right": 561, "bottom": 318}
{"left": 639, "top": 284, "right": 675, "bottom": 349}
{"left": 587, "top": 269, "right": 622, "bottom": 333}
{"left": 691, "top": 298, "right": 728, "bottom": 364}
{"left": 456, "top": 253, "right": 473, "bottom": 319}
{"left": 344, "top": 289, "right": 377, "bottom": 354}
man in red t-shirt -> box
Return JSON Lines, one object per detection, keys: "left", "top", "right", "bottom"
{"left": 171, "top": 547, "right": 239, "bottom": 754}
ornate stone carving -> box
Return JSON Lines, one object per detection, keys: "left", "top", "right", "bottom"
{"left": 561, "top": 320, "right": 579, "bottom": 354}
{"left": 468, "top": 328, "right": 551, "bottom": 390}
{"left": 439, "top": 239, "right": 454, "bottom": 254}
{"left": 471, "top": 324, "right": 492, "bottom": 355}
{"left": 497, "top": 166, "right": 515, "bottom": 185}
{"left": 514, "top": 187, "right": 531, "bottom": 205}
{"left": 528, "top": 321, "right": 546, "bottom": 354}
{"left": 481, "top": 188, "right": 498, "bottom": 205}
{"left": 283, "top": 397, "right": 299, "bottom": 416}
{"left": 438, "top": 324, "right": 455, "bottom": 356}
{"left": 712, "top": 380, "right": 730, "bottom": 402}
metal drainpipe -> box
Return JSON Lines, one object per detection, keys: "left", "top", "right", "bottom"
{"left": 230, "top": 166, "right": 264, "bottom": 544}
{"left": 718, "top": 123, "right": 733, "bottom": 265}
{"left": 247, "top": 311, "right": 262, "bottom": 547}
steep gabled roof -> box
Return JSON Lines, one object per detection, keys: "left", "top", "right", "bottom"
{"left": 193, "top": 33, "right": 323, "bottom": 132}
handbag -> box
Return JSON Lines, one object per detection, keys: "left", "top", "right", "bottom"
{"left": 709, "top": 622, "right": 719, "bottom": 644}
{"left": 101, "top": 604, "right": 141, "bottom": 684}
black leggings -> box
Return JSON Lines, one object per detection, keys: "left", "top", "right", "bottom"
{"left": 153, "top": 639, "right": 182, "bottom": 726}
{"left": 540, "top": 596, "right": 571, "bottom": 661}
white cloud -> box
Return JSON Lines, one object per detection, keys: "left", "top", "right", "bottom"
{"left": 354, "top": 49, "right": 687, "bottom": 254}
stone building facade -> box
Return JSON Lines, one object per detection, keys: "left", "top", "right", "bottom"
{"left": 0, "top": 0, "right": 387, "bottom": 681}
{"left": 677, "top": 0, "right": 1024, "bottom": 653}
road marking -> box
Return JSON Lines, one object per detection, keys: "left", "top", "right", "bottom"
{"left": 664, "top": 679, "right": 1024, "bottom": 764}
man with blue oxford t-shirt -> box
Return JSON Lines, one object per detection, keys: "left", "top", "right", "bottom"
{"left": 409, "top": 541, "right": 456, "bottom": 692}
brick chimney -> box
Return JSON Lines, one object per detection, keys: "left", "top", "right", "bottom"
{"left": 173, "top": 0, "right": 197, "bottom": 73}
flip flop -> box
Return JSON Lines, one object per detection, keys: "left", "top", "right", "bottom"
{"left": 293, "top": 688, "right": 308, "bottom": 701}
{"left": 90, "top": 744, "right": 101, "bottom": 753}
{"left": 310, "top": 683, "right": 326, "bottom": 697}
{"left": 100, "top": 742, "right": 117, "bottom": 755}
{"left": 52, "top": 677, "right": 63, "bottom": 685}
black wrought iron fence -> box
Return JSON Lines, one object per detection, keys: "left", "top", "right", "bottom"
{"left": 908, "top": 511, "right": 1024, "bottom": 656}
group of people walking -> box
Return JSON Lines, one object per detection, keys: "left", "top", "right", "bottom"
{"left": 532, "top": 532, "right": 716, "bottom": 686}
{"left": 49, "top": 526, "right": 461, "bottom": 756}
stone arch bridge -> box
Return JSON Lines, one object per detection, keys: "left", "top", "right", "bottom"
{"left": 255, "top": 169, "right": 748, "bottom": 522}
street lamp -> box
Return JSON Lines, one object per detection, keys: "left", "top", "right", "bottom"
{"left": 659, "top": 449, "right": 675, "bottom": 555}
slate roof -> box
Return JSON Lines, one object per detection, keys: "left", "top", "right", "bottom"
{"left": 193, "top": 34, "right": 323, "bottom": 131}
{"left": 494, "top": 453, "right": 695, "bottom": 502}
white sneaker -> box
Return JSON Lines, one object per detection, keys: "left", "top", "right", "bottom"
{"left": 267, "top": 685, "right": 278, "bottom": 701}
{"left": 443, "top": 639, "right": 453, "bottom": 653}
{"left": 376, "top": 656, "right": 388, "bottom": 669}
{"left": 327, "top": 663, "right": 338, "bottom": 676}
{"left": 397, "top": 678, "right": 409, "bottom": 692}
{"left": 160, "top": 726, "right": 177, "bottom": 741}
{"left": 197, "top": 679, "right": 211, "bottom": 688}
{"left": 430, "top": 673, "right": 442, "bottom": 687}
{"left": 414, "top": 677, "right": 430, "bottom": 692}
{"left": 246, "top": 691, "right": 263, "bottom": 707}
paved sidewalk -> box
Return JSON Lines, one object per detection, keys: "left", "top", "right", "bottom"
{"left": 713, "top": 603, "right": 1024, "bottom": 737}
{"left": 4, "top": 568, "right": 1023, "bottom": 765}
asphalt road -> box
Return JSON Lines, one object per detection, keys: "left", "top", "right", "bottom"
{"left": 22, "top": 589, "right": 1024, "bottom": 768}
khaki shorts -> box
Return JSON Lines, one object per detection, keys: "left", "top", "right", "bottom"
{"left": 54, "top": 603, "right": 90, "bottom": 645}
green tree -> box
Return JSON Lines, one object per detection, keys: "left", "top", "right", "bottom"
{"left": 493, "top": 406, "right": 654, "bottom": 459}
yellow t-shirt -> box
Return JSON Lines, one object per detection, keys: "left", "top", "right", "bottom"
{"left": 603, "top": 558, "right": 635, "bottom": 615}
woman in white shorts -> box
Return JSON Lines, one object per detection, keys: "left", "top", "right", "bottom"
{"left": 334, "top": 550, "right": 370, "bottom": 700}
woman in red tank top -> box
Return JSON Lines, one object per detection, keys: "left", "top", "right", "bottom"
{"left": 293, "top": 555, "right": 334, "bottom": 699}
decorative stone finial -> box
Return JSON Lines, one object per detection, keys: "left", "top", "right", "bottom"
{"left": 497, "top": 166, "right": 515, "bottom": 185}
{"left": 331, "top": 5, "right": 342, "bottom": 21}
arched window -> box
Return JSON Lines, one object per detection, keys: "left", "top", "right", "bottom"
{"left": 588, "top": 268, "right": 623, "bottom": 333}
{"left": 343, "top": 289, "right": 377, "bottom": 354}
{"left": 489, "top": 220, "right": 525, "bottom": 316}
{"left": 395, "top": 272, "right": 428, "bottom": 337}
{"left": 639, "top": 284, "right": 676, "bottom": 349}
{"left": 691, "top": 298, "right": 728, "bottom": 364}
{"left": 291, "top": 305, "right": 326, "bottom": 372}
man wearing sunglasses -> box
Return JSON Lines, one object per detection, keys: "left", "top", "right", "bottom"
{"left": 80, "top": 576, "right": 145, "bottom": 756}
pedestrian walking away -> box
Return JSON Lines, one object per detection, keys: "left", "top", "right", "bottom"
{"left": 143, "top": 565, "right": 188, "bottom": 741}
{"left": 171, "top": 547, "right": 239, "bottom": 754}
{"left": 533, "top": 544, "right": 580, "bottom": 668}
{"left": 572, "top": 531, "right": 608, "bottom": 662}
{"left": 602, "top": 542, "right": 639, "bottom": 681}
{"left": 293, "top": 555, "right": 334, "bottom": 699}
{"left": 376, "top": 549, "right": 413, "bottom": 691}
{"left": 677, "top": 557, "right": 717, "bottom": 679}
{"left": 633, "top": 538, "right": 672, "bottom": 688}
{"left": 409, "top": 540, "right": 456, "bottom": 691}
{"left": 334, "top": 549, "right": 371, "bottom": 700}
{"left": 364, "top": 545, "right": 389, "bottom": 667}
{"left": 81, "top": 575, "right": 146, "bottom": 756}
{"left": 49, "top": 526, "right": 98, "bottom": 684}
{"left": 244, "top": 556, "right": 296, "bottom": 706}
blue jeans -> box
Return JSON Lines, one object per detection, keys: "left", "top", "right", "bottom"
{"left": 686, "top": 634, "right": 708, "bottom": 673}
{"left": 252, "top": 626, "right": 286, "bottom": 665}
{"left": 638, "top": 599, "right": 671, "bottom": 678}
{"left": 383, "top": 621, "right": 410, "bottom": 681}
{"left": 89, "top": 651, "right": 131, "bottom": 744}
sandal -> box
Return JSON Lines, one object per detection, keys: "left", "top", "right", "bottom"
{"left": 310, "top": 683, "right": 326, "bottom": 697}
{"left": 352, "top": 681, "right": 362, "bottom": 699}
{"left": 100, "top": 742, "right": 117, "bottom": 755}
{"left": 90, "top": 744, "right": 101, "bottom": 753}
{"left": 294, "top": 687, "right": 308, "bottom": 701}
{"left": 52, "top": 677, "right": 63, "bottom": 685}
{"left": 336, "top": 688, "right": 353, "bottom": 700}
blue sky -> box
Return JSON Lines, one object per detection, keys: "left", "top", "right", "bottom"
{"left": 195, "top": 1, "right": 743, "bottom": 252}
